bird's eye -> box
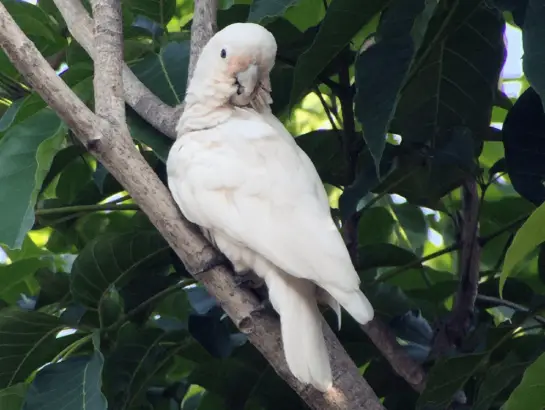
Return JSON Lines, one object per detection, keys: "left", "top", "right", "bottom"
{"left": 220, "top": 49, "right": 227, "bottom": 59}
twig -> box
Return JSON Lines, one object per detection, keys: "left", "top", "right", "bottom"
{"left": 0, "top": 2, "right": 386, "bottom": 409}
{"left": 52, "top": 0, "right": 179, "bottom": 138}
{"left": 103, "top": 280, "right": 195, "bottom": 333}
{"left": 35, "top": 203, "right": 139, "bottom": 215}
{"left": 430, "top": 179, "right": 481, "bottom": 357}
{"left": 476, "top": 294, "right": 545, "bottom": 327}
{"left": 338, "top": 60, "right": 357, "bottom": 182}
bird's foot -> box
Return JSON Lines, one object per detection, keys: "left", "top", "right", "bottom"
{"left": 233, "top": 271, "right": 264, "bottom": 289}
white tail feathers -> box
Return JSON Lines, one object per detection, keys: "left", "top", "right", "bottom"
{"left": 265, "top": 270, "right": 333, "bottom": 392}
{"left": 326, "top": 286, "right": 374, "bottom": 325}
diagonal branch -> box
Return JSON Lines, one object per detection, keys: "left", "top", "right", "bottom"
{"left": 0, "top": 2, "right": 385, "bottom": 409}
{"left": 52, "top": 0, "right": 179, "bottom": 139}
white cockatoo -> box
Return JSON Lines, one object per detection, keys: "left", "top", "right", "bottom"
{"left": 167, "top": 22, "right": 374, "bottom": 391}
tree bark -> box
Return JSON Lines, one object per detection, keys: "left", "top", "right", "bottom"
{"left": 0, "top": 1, "right": 385, "bottom": 409}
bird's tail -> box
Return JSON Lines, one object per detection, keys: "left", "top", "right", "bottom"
{"left": 326, "top": 286, "right": 374, "bottom": 325}
{"left": 265, "top": 269, "right": 332, "bottom": 391}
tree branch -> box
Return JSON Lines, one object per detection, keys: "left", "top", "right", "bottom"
{"left": 361, "top": 320, "right": 426, "bottom": 392}
{"left": 431, "top": 179, "right": 481, "bottom": 357}
{"left": 91, "top": 0, "right": 125, "bottom": 126}
{"left": 0, "top": 2, "right": 386, "bottom": 409}
{"left": 52, "top": 0, "right": 179, "bottom": 138}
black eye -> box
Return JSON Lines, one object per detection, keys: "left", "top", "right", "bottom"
{"left": 220, "top": 49, "right": 227, "bottom": 58}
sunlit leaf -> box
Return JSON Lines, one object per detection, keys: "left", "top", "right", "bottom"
{"left": 0, "top": 109, "right": 66, "bottom": 249}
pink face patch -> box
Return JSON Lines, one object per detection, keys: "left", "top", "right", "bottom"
{"left": 227, "top": 55, "right": 252, "bottom": 75}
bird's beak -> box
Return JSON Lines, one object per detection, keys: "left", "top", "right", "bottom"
{"left": 235, "top": 63, "right": 259, "bottom": 96}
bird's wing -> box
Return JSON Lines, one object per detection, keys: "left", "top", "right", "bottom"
{"left": 167, "top": 115, "right": 359, "bottom": 291}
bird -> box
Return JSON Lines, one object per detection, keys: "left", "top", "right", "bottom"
{"left": 166, "top": 22, "right": 374, "bottom": 391}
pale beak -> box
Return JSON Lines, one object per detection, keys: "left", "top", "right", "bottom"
{"left": 235, "top": 63, "right": 259, "bottom": 97}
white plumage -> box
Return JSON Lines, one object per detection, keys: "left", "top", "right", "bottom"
{"left": 167, "top": 22, "right": 374, "bottom": 391}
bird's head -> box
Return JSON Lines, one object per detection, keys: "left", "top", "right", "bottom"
{"left": 187, "top": 23, "right": 277, "bottom": 110}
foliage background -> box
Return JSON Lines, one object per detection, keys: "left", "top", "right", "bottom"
{"left": 0, "top": 0, "right": 545, "bottom": 409}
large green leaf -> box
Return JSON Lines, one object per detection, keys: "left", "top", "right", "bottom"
{"left": 23, "top": 344, "right": 108, "bottom": 410}
{"left": 294, "top": 130, "right": 348, "bottom": 186}
{"left": 247, "top": 0, "right": 300, "bottom": 23}
{"left": 391, "top": 0, "right": 505, "bottom": 146}
{"left": 474, "top": 351, "right": 535, "bottom": 410}
{"left": 416, "top": 353, "right": 487, "bottom": 410}
{"left": 0, "top": 384, "right": 26, "bottom": 410}
{"left": 103, "top": 325, "right": 192, "bottom": 410}
{"left": 130, "top": 41, "right": 190, "bottom": 106}
{"left": 0, "top": 109, "right": 66, "bottom": 249}
{"left": 70, "top": 231, "right": 172, "bottom": 308}
{"left": 504, "top": 352, "right": 545, "bottom": 410}
{"left": 358, "top": 243, "right": 416, "bottom": 271}
{"left": 125, "top": 0, "right": 176, "bottom": 26}
{"left": 127, "top": 107, "right": 173, "bottom": 162}
{"left": 354, "top": 0, "right": 437, "bottom": 168}
{"left": 0, "top": 258, "right": 45, "bottom": 304}
{"left": 289, "top": 0, "right": 389, "bottom": 105}
{"left": 502, "top": 87, "right": 545, "bottom": 205}
{"left": 0, "top": 309, "right": 73, "bottom": 389}
{"left": 373, "top": 128, "right": 476, "bottom": 208}
{"left": 522, "top": 0, "right": 545, "bottom": 105}
{"left": 500, "top": 201, "right": 545, "bottom": 296}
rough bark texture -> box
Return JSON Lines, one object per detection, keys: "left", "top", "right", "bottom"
{"left": 0, "top": 2, "right": 385, "bottom": 409}
{"left": 52, "top": 0, "right": 179, "bottom": 139}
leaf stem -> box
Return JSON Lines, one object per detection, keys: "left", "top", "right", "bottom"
{"left": 102, "top": 279, "right": 195, "bottom": 333}
{"left": 375, "top": 212, "right": 531, "bottom": 283}
{"left": 35, "top": 203, "right": 140, "bottom": 215}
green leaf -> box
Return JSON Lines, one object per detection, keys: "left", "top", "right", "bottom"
{"left": 189, "top": 359, "right": 260, "bottom": 409}
{"left": 289, "top": 0, "right": 389, "bottom": 105}
{"left": 358, "top": 206, "right": 395, "bottom": 245}
{"left": 474, "top": 351, "right": 534, "bottom": 410}
{"left": 0, "top": 258, "right": 44, "bottom": 304}
{"left": 103, "top": 325, "right": 192, "bottom": 410}
{"left": 99, "top": 286, "right": 124, "bottom": 328}
{"left": 130, "top": 41, "right": 190, "bottom": 106}
{"left": 55, "top": 158, "right": 93, "bottom": 204}
{"left": 417, "top": 353, "right": 487, "bottom": 410}
{"left": 247, "top": 0, "right": 300, "bottom": 23}
{"left": 358, "top": 243, "right": 417, "bottom": 271}
{"left": 125, "top": 0, "right": 176, "bottom": 26}
{"left": 35, "top": 268, "right": 70, "bottom": 309}
{"left": 391, "top": 0, "right": 505, "bottom": 146}
{"left": 0, "top": 109, "right": 66, "bottom": 249}
{"left": 0, "top": 308, "right": 73, "bottom": 389}
{"left": 500, "top": 200, "right": 545, "bottom": 295}
{"left": 70, "top": 231, "right": 172, "bottom": 308}
{"left": 504, "top": 352, "right": 545, "bottom": 410}
{"left": 373, "top": 128, "right": 476, "bottom": 208}
{"left": 0, "top": 384, "right": 26, "bottom": 410}
{"left": 295, "top": 130, "right": 348, "bottom": 186}
{"left": 502, "top": 87, "right": 545, "bottom": 205}
{"left": 354, "top": 0, "right": 437, "bottom": 169}
{"left": 0, "top": 99, "right": 24, "bottom": 132}
{"left": 23, "top": 340, "right": 108, "bottom": 410}
{"left": 522, "top": 0, "right": 545, "bottom": 105}
{"left": 127, "top": 107, "right": 173, "bottom": 162}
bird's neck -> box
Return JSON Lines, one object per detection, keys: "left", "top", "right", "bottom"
{"left": 177, "top": 78, "right": 234, "bottom": 134}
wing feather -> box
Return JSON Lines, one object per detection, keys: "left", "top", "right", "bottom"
{"left": 167, "top": 114, "right": 359, "bottom": 291}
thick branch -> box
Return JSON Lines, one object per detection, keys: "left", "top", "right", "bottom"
{"left": 91, "top": 0, "right": 125, "bottom": 125}
{"left": 188, "top": 0, "right": 217, "bottom": 80}
{"left": 361, "top": 320, "right": 426, "bottom": 392}
{"left": 0, "top": 3, "right": 385, "bottom": 409}
{"left": 52, "top": 0, "right": 179, "bottom": 138}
